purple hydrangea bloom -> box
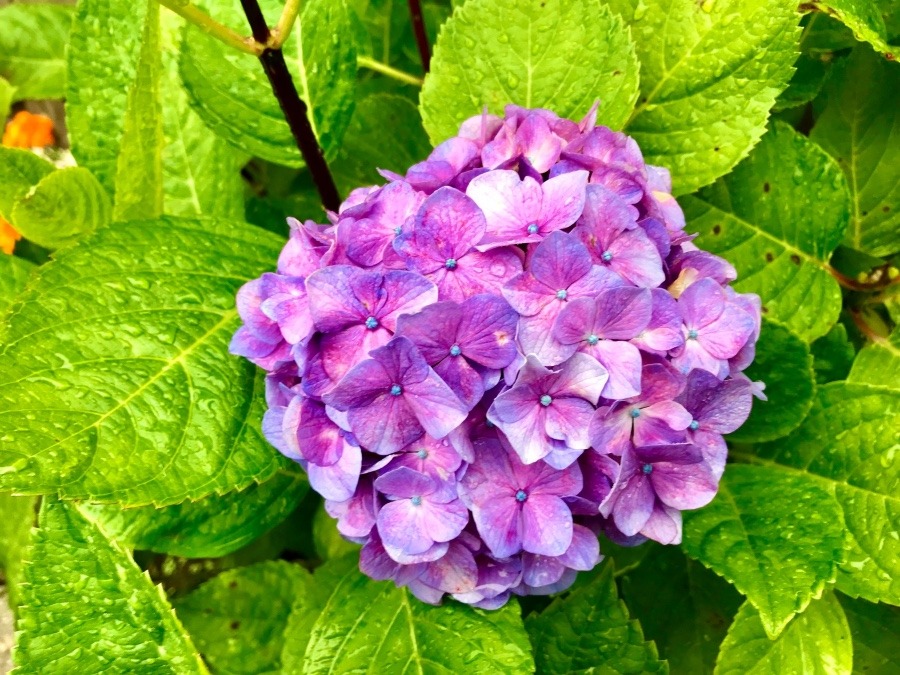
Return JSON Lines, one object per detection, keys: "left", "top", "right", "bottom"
{"left": 231, "top": 104, "right": 763, "bottom": 608}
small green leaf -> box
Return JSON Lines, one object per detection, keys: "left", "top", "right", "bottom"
{"left": 682, "top": 464, "right": 844, "bottom": 638}
{"left": 619, "top": 545, "right": 742, "bottom": 674}
{"left": 0, "top": 254, "right": 33, "bottom": 317}
{"left": 526, "top": 562, "right": 666, "bottom": 673}
{"left": 13, "top": 499, "right": 205, "bottom": 674}
{"left": 837, "top": 593, "right": 900, "bottom": 673}
{"left": 0, "top": 217, "right": 288, "bottom": 507}
{"left": 0, "top": 4, "right": 73, "bottom": 100}
{"left": 180, "top": 0, "right": 357, "bottom": 167}
{"left": 810, "top": 323, "right": 856, "bottom": 385}
{"left": 332, "top": 93, "right": 431, "bottom": 196}
{"left": 804, "top": 1, "right": 892, "bottom": 55}
{"left": 175, "top": 561, "right": 310, "bottom": 675}
{"left": 623, "top": 0, "right": 800, "bottom": 195}
{"left": 0, "top": 76, "right": 14, "bottom": 121}
{"left": 282, "top": 555, "right": 534, "bottom": 674}
{"left": 756, "top": 382, "right": 900, "bottom": 606}
{"left": 810, "top": 46, "right": 900, "bottom": 257}
{"left": 728, "top": 320, "right": 815, "bottom": 443}
{"left": 81, "top": 469, "right": 308, "bottom": 558}
{"left": 0, "top": 147, "right": 54, "bottom": 221}
{"left": 715, "top": 593, "right": 852, "bottom": 675}
{"left": 682, "top": 122, "right": 849, "bottom": 342}
{"left": 420, "top": 0, "right": 641, "bottom": 144}
{"left": 0, "top": 492, "right": 37, "bottom": 610}
{"left": 9, "top": 167, "right": 111, "bottom": 250}
{"left": 848, "top": 328, "right": 900, "bottom": 390}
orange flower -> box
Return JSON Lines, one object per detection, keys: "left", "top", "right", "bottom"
{"left": 2, "top": 111, "right": 55, "bottom": 148}
{"left": 0, "top": 218, "right": 22, "bottom": 255}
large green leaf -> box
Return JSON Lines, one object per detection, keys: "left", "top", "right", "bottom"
{"left": 682, "top": 122, "right": 849, "bottom": 342}
{"left": 67, "top": 0, "right": 163, "bottom": 218}
{"left": 810, "top": 46, "right": 900, "bottom": 258}
{"left": 728, "top": 320, "right": 815, "bottom": 443}
{"left": 526, "top": 562, "right": 666, "bottom": 673}
{"left": 175, "top": 561, "right": 310, "bottom": 674}
{"left": 622, "top": 0, "right": 799, "bottom": 195}
{"left": 420, "top": 0, "right": 641, "bottom": 144}
{"left": 0, "top": 217, "right": 287, "bottom": 506}
{"left": 682, "top": 464, "right": 844, "bottom": 638}
{"left": 0, "top": 492, "right": 37, "bottom": 610}
{"left": 837, "top": 593, "right": 900, "bottom": 673}
{"left": 0, "top": 76, "right": 13, "bottom": 121}
{"left": 180, "top": 0, "right": 357, "bottom": 167}
{"left": 805, "top": 1, "right": 892, "bottom": 54}
{"left": 0, "top": 148, "right": 54, "bottom": 221}
{"left": 619, "top": 545, "right": 742, "bottom": 674}
{"left": 755, "top": 382, "right": 900, "bottom": 606}
{"left": 332, "top": 93, "right": 431, "bottom": 196}
{"left": 9, "top": 167, "right": 111, "bottom": 250}
{"left": 847, "top": 328, "right": 900, "bottom": 390}
{"left": 0, "top": 4, "right": 73, "bottom": 100}
{"left": 0, "top": 254, "right": 33, "bottom": 316}
{"left": 715, "top": 593, "right": 852, "bottom": 675}
{"left": 81, "top": 468, "right": 307, "bottom": 558}
{"left": 281, "top": 555, "right": 534, "bottom": 674}
{"left": 13, "top": 499, "right": 205, "bottom": 673}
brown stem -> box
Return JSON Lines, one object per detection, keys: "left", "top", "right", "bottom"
{"left": 407, "top": 0, "right": 431, "bottom": 73}
{"left": 828, "top": 264, "right": 900, "bottom": 292}
{"left": 240, "top": 0, "right": 341, "bottom": 212}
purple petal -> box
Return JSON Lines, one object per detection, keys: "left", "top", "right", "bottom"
{"left": 697, "top": 303, "right": 756, "bottom": 360}
{"left": 432, "top": 247, "right": 523, "bottom": 302}
{"left": 418, "top": 542, "right": 478, "bottom": 594}
{"left": 376, "top": 499, "right": 439, "bottom": 555}
{"left": 602, "top": 451, "right": 654, "bottom": 536}
{"left": 434, "top": 354, "right": 485, "bottom": 410}
{"left": 491, "top": 406, "right": 551, "bottom": 464}
{"left": 458, "top": 438, "right": 517, "bottom": 507}
{"left": 517, "top": 308, "right": 576, "bottom": 366}
{"left": 306, "top": 265, "right": 367, "bottom": 332}
{"left": 456, "top": 294, "right": 520, "bottom": 368}
{"left": 467, "top": 170, "right": 543, "bottom": 250}
{"left": 606, "top": 227, "right": 665, "bottom": 287}
{"left": 640, "top": 502, "right": 682, "bottom": 545}
{"left": 586, "top": 341, "right": 643, "bottom": 400}
{"left": 522, "top": 554, "right": 567, "bottom": 588}
{"left": 651, "top": 456, "right": 718, "bottom": 510}
{"left": 633, "top": 401, "right": 692, "bottom": 446}
{"left": 408, "top": 187, "right": 487, "bottom": 261}
{"left": 378, "top": 271, "right": 440, "bottom": 331}
{"left": 323, "top": 356, "right": 392, "bottom": 410}
{"left": 549, "top": 352, "right": 609, "bottom": 405}
{"left": 374, "top": 467, "right": 435, "bottom": 499}
{"left": 326, "top": 478, "right": 378, "bottom": 538}
{"left": 558, "top": 524, "right": 602, "bottom": 570}
{"left": 394, "top": 301, "right": 462, "bottom": 363}
{"left": 502, "top": 271, "right": 554, "bottom": 316}
{"left": 538, "top": 170, "right": 589, "bottom": 231}
{"left": 544, "top": 397, "right": 595, "bottom": 450}
{"left": 518, "top": 114, "right": 563, "bottom": 172}
{"left": 295, "top": 397, "right": 344, "bottom": 465}
{"left": 307, "top": 442, "right": 360, "bottom": 501}
{"left": 679, "top": 278, "right": 725, "bottom": 329}
{"left": 632, "top": 289, "right": 684, "bottom": 354}
{"left": 589, "top": 406, "right": 633, "bottom": 456}
{"left": 472, "top": 499, "right": 522, "bottom": 558}
{"left": 521, "top": 494, "right": 573, "bottom": 556}
{"left": 592, "top": 287, "right": 653, "bottom": 339}
{"left": 347, "top": 395, "right": 425, "bottom": 455}
{"left": 402, "top": 367, "right": 469, "bottom": 439}
{"left": 528, "top": 230, "right": 594, "bottom": 290}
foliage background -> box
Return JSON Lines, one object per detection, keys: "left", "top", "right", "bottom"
{"left": 0, "top": 0, "right": 898, "bottom": 672}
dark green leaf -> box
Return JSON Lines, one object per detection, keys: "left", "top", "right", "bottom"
{"left": 0, "top": 4, "right": 73, "bottom": 100}
{"left": 810, "top": 323, "right": 856, "bottom": 385}
{"left": 0, "top": 217, "right": 288, "bottom": 506}
{"left": 804, "top": 1, "right": 892, "bottom": 54}
{"left": 837, "top": 593, "right": 900, "bottom": 673}
{"left": 774, "top": 52, "right": 830, "bottom": 111}
{"left": 526, "top": 562, "right": 666, "bottom": 674}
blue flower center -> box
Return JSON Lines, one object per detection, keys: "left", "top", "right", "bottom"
{"left": 587, "top": 334, "right": 599, "bottom": 345}
{"left": 449, "top": 344, "right": 462, "bottom": 357}
{"left": 601, "top": 251, "right": 613, "bottom": 262}
{"left": 642, "top": 463, "right": 653, "bottom": 475}
{"left": 630, "top": 408, "right": 641, "bottom": 419}
{"left": 688, "top": 329, "right": 699, "bottom": 340}
{"left": 365, "top": 316, "right": 379, "bottom": 330}
{"left": 416, "top": 449, "right": 428, "bottom": 459}
{"left": 411, "top": 495, "right": 422, "bottom": 506}
{"left": 393, "top": 226, "right": 402, "bottom": 235}
{"left": 556, "top": 289, "right": 568, "bottom": 300}
{"left": 527, "top": 223, "right": 539, "bottom": 234}
{"left": 445, "top": 258, "right": 457, "bottom": 270}
{"left": 689, "top": 420, "right": 700, "bottom": 431}
{"left": 390, "top": 384, "right": 403, "bottom": 396}
{"left": 540, "top": 395, "right": 553, "bottom": 407}
{"left": 515, "top": 490, "right": 528, "bottom": 502}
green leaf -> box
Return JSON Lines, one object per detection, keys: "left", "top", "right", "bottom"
{"left": 9, "top": 167, "right": 111, "bottom": 250}
{"left": 810, "top": 322, "right": 856, "bottom": 385}
{"left": 0, "top": 217, "right": 288, "bottom": 506}
{"left": 837, "top": 593, "right": 900, "bottom": 673}
{"left": 0, "top": 4, "right": 73, "bottom": 100}
{"left": 0, "top": 147, "right": 54, "bottom": 221}
{"left": 332, "top": 93, "right": 431, "bottom": 196}
{"left": 420, "top": 0, "right": 641, "bottom": 144}
{"left": 0, "top": 254, "right": 33, "bottom": 317}
{"left": 681, "top": 122, "right": 849, "bottom": 342}
{"left": 526, "top": 562, "right": 666, "bottom": 674}
{"left": 848, "top": 328, "right": 900, "bottom": 390}
{"left": 13, "top": 499, "right": 205, "bottom": 674}
{"left": 0, "top": 77, "right": 14, "bottom": 121}
{"left": 619, "top": 545, "right": 742, "bottom": 674}
{"left": 67, "top": 0, "right": 163, "bottom": 218}
{"left": 810, "top": 46, "right": 900, "bottom": 257}
{"left": 682, "top": 463, "right": 844, "bottom": 638}
{"left": 180, "top": 0, "right": 357, "bottom": 167}
{"left": 81, "top": 468, "right": 308, "bottom": 558}
{"left": 801, "top": 12, "right": 859, "bottom": 53}
{"left": 175, "top": 561, "right": 310, "bottom": 674}
{"left": 622, "top": 0, "right": 799, "bottom": 195}
{"left": 715, "top": 593, "right": 852, "bottom": 675}
{"left": 774, "top": 52, "right": 830, "bottom": 111}
{"left": 728, "top": 320, "right": 815, "bottom": 443}
{"left": 804, "top": 1, "right": 892, "bottom": 54}
{"left": 282, "top": 555, "right": 534, "bottom": 674}
{"left": 0, "top": 492, "right": 37, "bottom": 610}
{"left": 755, "top": 382, "right": 900, "bottom": 605}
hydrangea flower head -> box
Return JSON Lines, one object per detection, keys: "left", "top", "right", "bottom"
{"left": 232, "top": 104, "right": 763, "bottom": 607}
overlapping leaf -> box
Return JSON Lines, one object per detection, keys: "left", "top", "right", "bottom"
{"left": 848, "top": 327, "right": 900, "bottom": 390}
{"left": 804, "top": 1, "right": 893, "bottom": 54}
{"left": 420, "top": 0, "right": 641, "bottom": 144}
{"left": 0, "top": 492, "right": 37, "bottom": 610}
{"left": 0, "top": 4, "right": 73, "bottom": 100}
{"left": 682, "top": 122, "right": 849, "bottom": 341}
{"left": 0, "top": 217, "right": 287, "bottom": 506}
{"left": 838, "top": 593, "right": 900, "bottom": 673}
{"left": 0, "top": 148, "right": 54, "bottom": 220}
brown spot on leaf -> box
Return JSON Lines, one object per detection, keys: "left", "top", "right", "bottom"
{"left": 883, "top": 205, "right": 891, "bottom": 212}
{"left": 229, "top": 581, "right": 238, "bottom": 589}
{"left": 761, "top": 305, "right": 769, "bottom": 314}
{"left": 790, "top": 254, "right": 801, "bottom": 265}
{"left": 765, "top": 252, "right": 774, "bottom": 262}
{"left": 713, "top": 224, "right": 721, "bottom": 235}
{"left": 230, "top": 621, "right": 240, "bottom": 630}
{"left": 763, "top": 182, "right": 770, "bottom": 193}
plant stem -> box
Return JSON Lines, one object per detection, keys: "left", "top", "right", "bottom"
{"left": 269, "top": 0, "right": 301, "bottom": 49}
{"left": 239, "top": 0, "right": 341, "bottom": 212}
{"left": 407, "top": 0, "right": 431, "bottom": 73}
{"left": 357, "top": 56, "right": 424, "bottom": 86}
{"left": 157, "top": 0, "right": 262, "bottom": 55}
